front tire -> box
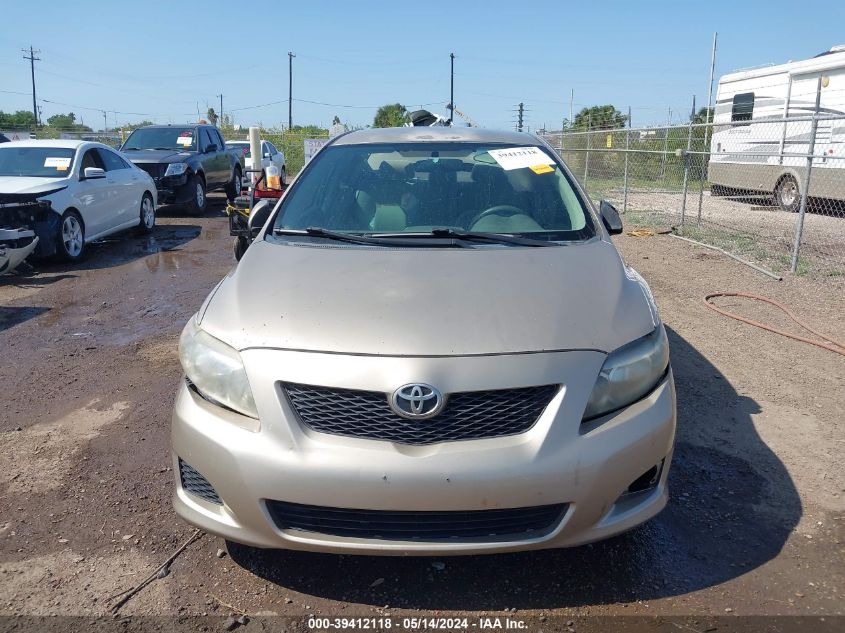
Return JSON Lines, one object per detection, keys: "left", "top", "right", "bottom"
{"left": 58, "top": 210, "right": 85, "bottom": 262}
{"left": 225, "top": 167, "right": 242, "bottom": 202}
{"left": 775, "top": 175, "right": 800, "bottom": 212}
{"left": 137, "top": 193, "right": 155, "bottom": 234}
{"left": 185, "top": 174, "right": 207, "bottom": 216}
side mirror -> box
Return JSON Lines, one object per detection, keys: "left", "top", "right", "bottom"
{"left": 599, "top": 200, "right": 623, "bottom": 235}
{"left": 205, "top": 143, "right": 218, "bottom": 153}
{"left": 83, "top": 167, "right": 106, "bottom": 179}
{"left": 248, "top": 199, "right": 273, "bottom": 238}
{"left": 263, "top": 152, "right": 271, "bottom": 158}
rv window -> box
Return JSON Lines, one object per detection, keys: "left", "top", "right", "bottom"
{"left": 731, "top": 92, "right": 754, "bottom": 123}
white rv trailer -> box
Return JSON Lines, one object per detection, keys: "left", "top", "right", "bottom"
{"left": 709, "top": 45, "right": 845, "bottom": 211}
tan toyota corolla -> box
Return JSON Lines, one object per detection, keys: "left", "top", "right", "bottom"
{"left": 172, "top": 126, "right": 676, "bottom": 555}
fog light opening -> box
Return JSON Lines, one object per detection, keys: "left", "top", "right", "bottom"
{"left": 178, "top": 458, "right": 223, "bottom": 505}
{"left": 624, "top": 459, "right": 664, "bottom": 496}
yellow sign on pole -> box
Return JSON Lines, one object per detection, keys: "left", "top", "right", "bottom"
{"left": 606, "top": 134, "right": 612, "bottom": 148}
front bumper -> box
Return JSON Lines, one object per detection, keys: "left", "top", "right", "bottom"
{"left": 171, "top": 349, "right": 676, "bottom": 555}
{"left": 155, "top": 174, "right": 192, "bottom": 205}
{"left": 0, "top": 229, "right": 39, "bottom": 273}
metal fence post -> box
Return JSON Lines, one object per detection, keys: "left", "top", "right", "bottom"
{"left": 659, "top": 108, "right": 670, "bottom": 184}
{"left": 584, "top": 115, "right": 591, "bottom": 186}
{"left": 680, "top": 96, "right": 696, "bottom": 230}
{"left": 623, "top": 107, "right": 631, "bottom": 213}
{"left": 790, "top": 90, "right": 820, "bottom": 273}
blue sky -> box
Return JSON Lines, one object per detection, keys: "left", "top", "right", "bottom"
{"left": 2, "top": 0, "right": 844, "bottom": 131}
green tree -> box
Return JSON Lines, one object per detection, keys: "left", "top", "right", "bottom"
{"left": 373, "top": 103, "right": 408, "bottom": 128}
{"left": 571, "top": 105, "right": 627, "bottom": 130}
{"left": 45, "top": 112, "right": 92, "bottom": 131}
{"left": 206, "top": 108, "right": 219, "bottom": 126}
{"left": 692, "top": 106, "right": 715, "bottom": 124}
{"left": 0, "top": 110, "right": 37, "bottom": 127}
{"left": 123, "top": 120, "right": 155, "bottom": 131}
{"left": 289, "top": 124, "right": 329, "bottom": 136}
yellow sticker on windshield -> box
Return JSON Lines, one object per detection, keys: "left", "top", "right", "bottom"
{"left": 530, "top": 164, "right": 553, "bottom": 174}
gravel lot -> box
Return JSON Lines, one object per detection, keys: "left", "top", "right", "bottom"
{"left": 1, "top": 194, "right": 843, "bottom": 626}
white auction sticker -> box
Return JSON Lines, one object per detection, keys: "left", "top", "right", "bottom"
{"left": 487, "top": 146, "right": 554, "bottom": 171}
{"left": 44, "top": 157, "right": 72, "bottom": 169}
{"left": 176, "top": 136, "right": 193, "bottom": 146}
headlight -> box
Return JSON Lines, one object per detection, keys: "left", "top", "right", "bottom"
{"left": 178, "top": 318, "right": 258, "bottom": 418}
{"left": 583, "top": 326, "right": 669, "bottom": 420}
{"left": 164, "top": 163, "right": 189, "bottom": 177}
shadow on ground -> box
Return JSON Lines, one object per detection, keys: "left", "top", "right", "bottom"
{"left": 227, "top": 326, "right": 801, "bottom": 609}
{"left": 0, "top": 305, "right": 50, "bottom": 332}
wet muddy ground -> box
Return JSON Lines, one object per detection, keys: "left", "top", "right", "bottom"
{"left": 0, "top": 193, "right": 843, "bottom": 621}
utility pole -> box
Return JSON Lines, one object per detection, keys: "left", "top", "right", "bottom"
{"left": 449, "top": 53, "right": 455, "bottom": 124}
{"left": 102, "top": 110, "right": 107, "bottom": 133}
{"left": 517, "top": 102, "right": 524, "bottom": 132}
{"left": 288, "top": 52, "right": 295, "bottom": 129}
{"left": 218, "top": 94, "right": 224, "bottom": 126}
{"left": 22, "top": 46, "right": 41, "bottom": 127}
{"left": 569, "top": 89, "right": 574, "bottom": 128}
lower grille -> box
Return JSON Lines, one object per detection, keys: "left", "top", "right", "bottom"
{"left": 178, "top": 458, "right": 222, "bottom": 505}
{"left": 266, "top": 501, "right": 567, "bottom": 540}
{"left": 284, "top": 383, "right": 559, "bottom": 445}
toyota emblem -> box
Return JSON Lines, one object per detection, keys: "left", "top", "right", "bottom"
{"left": 390, "top": 383, "right": 444, "bottom": 420}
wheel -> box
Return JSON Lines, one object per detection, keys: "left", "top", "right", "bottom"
{"left": 233, "top": 236, "right": 249, "bottom": 261}
{"left": 775, "top": 175, "right": 800, "bottom": 212}
{"left": 185, "top": 174, "right": 207, "bottom": 216}
{"left": 137, "top": 193, "right": 155, "bottom": 234}
{"left": 57, "top": 210, "right": 85, "bottom": 262}
{"left": 225, "top": 167, "right": 242, "bottom": 202}
{"left": 280, "top": 166, "right": 287, "bottom": 186}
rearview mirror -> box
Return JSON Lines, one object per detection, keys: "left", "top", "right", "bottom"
{"left": 83, "top": 167, "right": 106, "bottom": 179}
{"left": 205, "top": 143, "right": 218, "bottom": 153}
{"left": 599, "top": 200, "right": 623, "bottom": 235}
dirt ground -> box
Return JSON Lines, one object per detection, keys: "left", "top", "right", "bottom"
{"left": 1, "top": 194, "right": 843, "bottom": 624}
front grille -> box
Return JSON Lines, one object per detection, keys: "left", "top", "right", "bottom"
{"left": 266, "top": 500, "right": 567, "bottom": 540}
{"left": 136, "top": 163, "right": 162, "bottom": 181}
{"left": 284, "top": 383, "right": 558, "bottom": 445}
{"left": 178, "top": 458, "right": 222, "bottom": 505}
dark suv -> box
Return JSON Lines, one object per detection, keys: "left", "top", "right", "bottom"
{"left": 121, "top": 124, "right": 242, "bottom": 214}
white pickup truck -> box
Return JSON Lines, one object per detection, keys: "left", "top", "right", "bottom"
{"left": 227, "top": 140, "right": 286, "bottom": 188}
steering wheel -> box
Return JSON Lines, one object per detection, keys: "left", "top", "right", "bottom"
{"left": 468, "top": 205, "right": 526, "bottom": 228}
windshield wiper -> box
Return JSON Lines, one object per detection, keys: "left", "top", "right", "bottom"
{"left": 375, "top": 228, "right": 557, "bottom": 247}
{"left": 273, "top": 227, "right": 452, "bottom": 248}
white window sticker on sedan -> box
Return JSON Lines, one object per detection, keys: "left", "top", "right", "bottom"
{"left": 488, "top": 146, "right": 555, "bottom": 170}
{"left": 44, "top": 157, "right": 72, "bottom": 170}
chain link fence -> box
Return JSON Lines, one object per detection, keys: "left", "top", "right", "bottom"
{"left": 541, "top": 114, "right": 845, "bottom": 283}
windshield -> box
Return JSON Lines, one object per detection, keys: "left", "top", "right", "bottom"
{"left": 122, "top": 127, "right": 197, "bottom": 151}
{"left": 272, "top": 142, "right": 593, "bottom": 240}
{"left": 0, "top": 147, "right": 75, "bottom": 178}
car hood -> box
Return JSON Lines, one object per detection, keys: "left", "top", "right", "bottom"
{"left": 199, "top": 238, "right": 659, "bottom": 357}
{"left": 122, "top": 149, "right": 192, "bottom": 164}
{"left": 0, "top": 177, "right": 67, "bottom": 203}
